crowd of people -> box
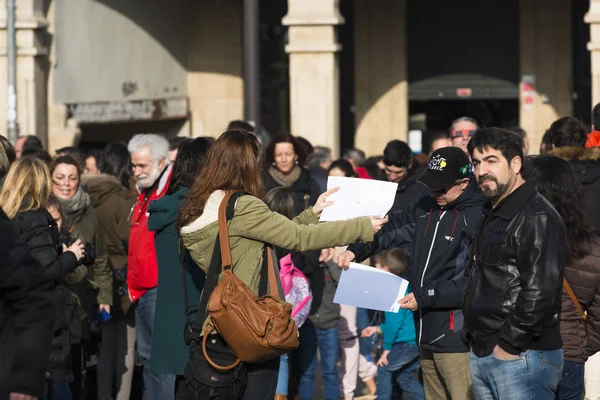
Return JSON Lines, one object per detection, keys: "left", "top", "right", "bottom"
{"left": 2, "top": 107, "right": 600, "bottom": 400}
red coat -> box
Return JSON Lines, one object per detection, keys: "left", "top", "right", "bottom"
{"left": 127, "top": 166, "right": 172, "bottom": 301}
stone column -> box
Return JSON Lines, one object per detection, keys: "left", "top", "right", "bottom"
{"left": 0, "top": 0, "right": 49, "bottom": 145}
{"left": 353, "top": 0, "right": 407, "bottom": 156}
{"left": 520, "top": 0, "right": 572, "bottom": 154}
{"left": 587, "top": 0, "right": 600, "bottom": 108}
{"left": 283, "top": 0, "right": 343, "bottom": 157}
{"left": 187, "top": 0, "right": 243, "bottom": 138}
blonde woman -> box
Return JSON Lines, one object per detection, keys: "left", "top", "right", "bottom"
{"left": 0, "top": 156, "right": 85, "bottom": 400}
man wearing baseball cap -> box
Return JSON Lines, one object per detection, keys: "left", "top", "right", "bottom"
{"left": 339, "top": 147, "right": 486, "bottom": 399}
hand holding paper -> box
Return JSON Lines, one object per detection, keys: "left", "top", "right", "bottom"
{"left": 319, "top": 176, "right": 398, "bottom": 222}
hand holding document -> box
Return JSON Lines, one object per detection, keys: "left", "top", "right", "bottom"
{"left": 319, "top": 176, "right": 398, "bottom": 222}
{"left": 333, "top": 262, "right": 409, "bottom": 313}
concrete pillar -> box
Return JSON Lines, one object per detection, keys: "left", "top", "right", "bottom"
{"left": 187, "top": 0, "right": 243, "bottom": 138}
{"left": 283, "top": 0, "right": 343, "bottom": 157}
{"left": 520, "top": 0, "right": 572, "bottom": 154}
{"left": 353, "top": 0, "right": 408, "bottom": 156}
{"left": 587, "top": 0, "right": 600, "bottom": 109}
{"left": 0, "top": 0, "right": 49, "bottom": 145}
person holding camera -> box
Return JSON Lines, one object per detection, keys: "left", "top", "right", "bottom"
{"left": 82, "top": 142, "right": 137, "bottom": 400}
{"left": 50, "top": 155, "right": 112, "bottom": 397}
{"left": 0, "top": 156, "right": 86, "bottom": 400}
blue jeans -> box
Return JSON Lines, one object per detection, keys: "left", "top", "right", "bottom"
{"left": 470, "top": 349, "right": 563, "bottom": 399}
{"left": 293, "top": 323, "right": 339, "bottom": 400}
{"left": 275, "top": 353, "right": 289, "bottom": 396}
{"left": 46, "top": 380, "right": 73, "bottom": 400}
{"left": 377, "top": 342, "right": 424, "bottom": 400}
{"left": 135, "top": 287, "right": 176, "bottom": 400}
{"left": 556, "top": 360, "right": 584, "bottom": 400}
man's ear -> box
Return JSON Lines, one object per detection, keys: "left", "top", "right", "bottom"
{"left": 510, "top": 156, "right": 522, "bottom": 175}
{"left": 158, "top": 157, "right": 167, "bottom": 171}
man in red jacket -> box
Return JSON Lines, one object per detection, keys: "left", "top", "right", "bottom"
{"left": 127, "top": 134, "right": 174, "bottom": 399}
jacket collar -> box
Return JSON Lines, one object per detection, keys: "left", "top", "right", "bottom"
{"left": 483, "top": 181, "right": 536, "bottom": 220}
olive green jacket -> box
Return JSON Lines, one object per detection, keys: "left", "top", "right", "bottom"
{"left": 63, "top": 204, "right": 112, "bottom": 306}
{"left": 180, "top": 191, "right": 373, "bottom": 329}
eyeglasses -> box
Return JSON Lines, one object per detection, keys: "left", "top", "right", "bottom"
{"left": 451, "top": 129, "right": 477, "bottom": 138}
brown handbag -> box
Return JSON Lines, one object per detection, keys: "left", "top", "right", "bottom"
{"left": 202, "top": 191, "right": 299, "bottom": 371}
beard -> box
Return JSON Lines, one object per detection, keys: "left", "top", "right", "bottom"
{"left": 478, "top": 174, "right": 512, "bottom": 203}
{"left": 136, "top": 166, "right": 161, "bottom": 189}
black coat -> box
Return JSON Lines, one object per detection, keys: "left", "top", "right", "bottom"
{"left": 348, "top": 177, "right": 485, "bottom": 353}
{"left": 463, "top": 182, "right": 566, "bottom": 357}
{"left": 14, "top": 208, "right": 80, "bottom": 381}
{"left": 551, "top": 146, "right": 600, "bottom": 232}
{"left": 0, "top": 208, "right": 55, "bottom": 398}
{"left": 263, "top": 168, "right": 321, "bottom": 217}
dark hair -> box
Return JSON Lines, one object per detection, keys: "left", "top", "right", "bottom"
{"left": 46, "top": 193, "right": 64, "bottom": 219}
{"left": 364, "top": 155, "right": 385, "bottom": 180}
{"left": 55, "top": 146, "right": 85, "bottom": 169}
{"left": 22, "top": 135, "right": 43, "bottom": 151}
{"left": 540, "top": 130, "right": 553, "bottom": 154}
{"left": 383, "top": 140, "right": 413, "bottom": 168}
{"left": 328, "top": 159, "right": 357, "bottom": 177}
{"left": 227, "top": 120, "right": 255, "bottom": 134}
{"left": 168, "top": 136, "right": 189, "bottom": 152}
{"left": 264, "top": 187, "right": 296, "bottom": 220}
{"left": 0, "top": 136, "right": 15, "bottom": 164}
{"left": 377, "top": 248, "right": 409, "bottom": 277}
{"left": 507, "top": 126, "right": 527, "bottom": 139}
{"left": 468, "top": 127, "right": 524, "bottom": 173}
{"left": 294, "top": 137, "right": 314, "bottom": 166}
{"left": 265, "top": 133, "right": 306, "bottom": 169}
{"left": 593, "top": 103, "right": 600, "bottom": 130}
{"left": 86, "top": 149, "right": 102, "bottom": 164}
{"left": 428, "top": 131, "right": 450, "bottom": 146}
{"left": 343, "top": 148, "right": 367, "bottom": 167}
{"left": 98, "top": 142, "right": 132, "bottom": 188}
{"left": 50, "top": 155, "right": 82, "bottom": 178}
{"left": 22, "top": 147, "right": 52, "bottom": 164}
{"left": 548, "top": 117, "right": 588, "bottom": 148}
{"left": 524, "top": 155, "right": 597, "bottom": 263}
{"left": 178, "top": 130, "right": 263, "bottom": 230}
{"left": 170, "top": 137, "right": 214, "bottom": 193}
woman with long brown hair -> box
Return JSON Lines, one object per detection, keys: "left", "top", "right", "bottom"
{"left": 177, "top": 130, "right": 387, "bottom": 399}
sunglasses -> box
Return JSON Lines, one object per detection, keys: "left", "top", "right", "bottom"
{"left": 451, "top": 129, "right": 477, "bottom": 138}
{"left": 431, "top": 186, "right": 453, "bottom": 195}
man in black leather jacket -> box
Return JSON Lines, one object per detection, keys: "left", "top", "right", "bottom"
{"left": 463, "top": 127, "right": 566, "bottom": 399}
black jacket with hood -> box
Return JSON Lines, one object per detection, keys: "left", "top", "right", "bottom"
{"left": 348, "top": 177, "right": 485, "bottom": 353}
{"left": 390, "top": 163, "right": 428, "bottom": 213}
{"left": 551, "top": 146, "right": 600, "bottom": 232}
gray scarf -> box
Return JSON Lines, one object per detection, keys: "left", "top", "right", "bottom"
{"left": 58, "top": 186, "right": 90, "bottom": 217}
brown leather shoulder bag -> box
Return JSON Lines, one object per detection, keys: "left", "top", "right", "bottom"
{"left": 202, "top": 191, "right": 299, "bottom": 370}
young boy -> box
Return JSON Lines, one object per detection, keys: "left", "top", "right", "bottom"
{"left": 362, "top": 248, "right": 424, "bottom": 400}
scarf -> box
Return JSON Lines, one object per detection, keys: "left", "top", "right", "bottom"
{"left": 268, "top": 165, "right": 302, "bottom": 188}
{"left": 58, "top": 186, "right": 91, "bottom": 227}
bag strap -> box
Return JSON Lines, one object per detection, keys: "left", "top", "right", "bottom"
{"left": 218, "top": 191, "right": 280, "bottom": 300}
{"left": 179, "top": 239, "right": 192, "bottom": 325}
{"left": 564, "top": 277, "right": 587, "bottom": 322}
{"left": 193, "top": 191, "right": 245, "bottom": 330}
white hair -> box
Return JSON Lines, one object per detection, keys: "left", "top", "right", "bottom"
{"left": 128, "top": 134, "right": 170, "bottom": 164}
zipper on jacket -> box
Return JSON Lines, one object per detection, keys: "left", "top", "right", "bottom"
{"left": 418, "top": 210, "right": 446, "bottom": 346}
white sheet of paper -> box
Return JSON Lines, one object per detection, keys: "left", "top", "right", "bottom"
{"left": 319, "top": 176, "right": 398, "bottom": 222}
{"left": 333, "top": 262, "right": 409, "bottom": 312}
